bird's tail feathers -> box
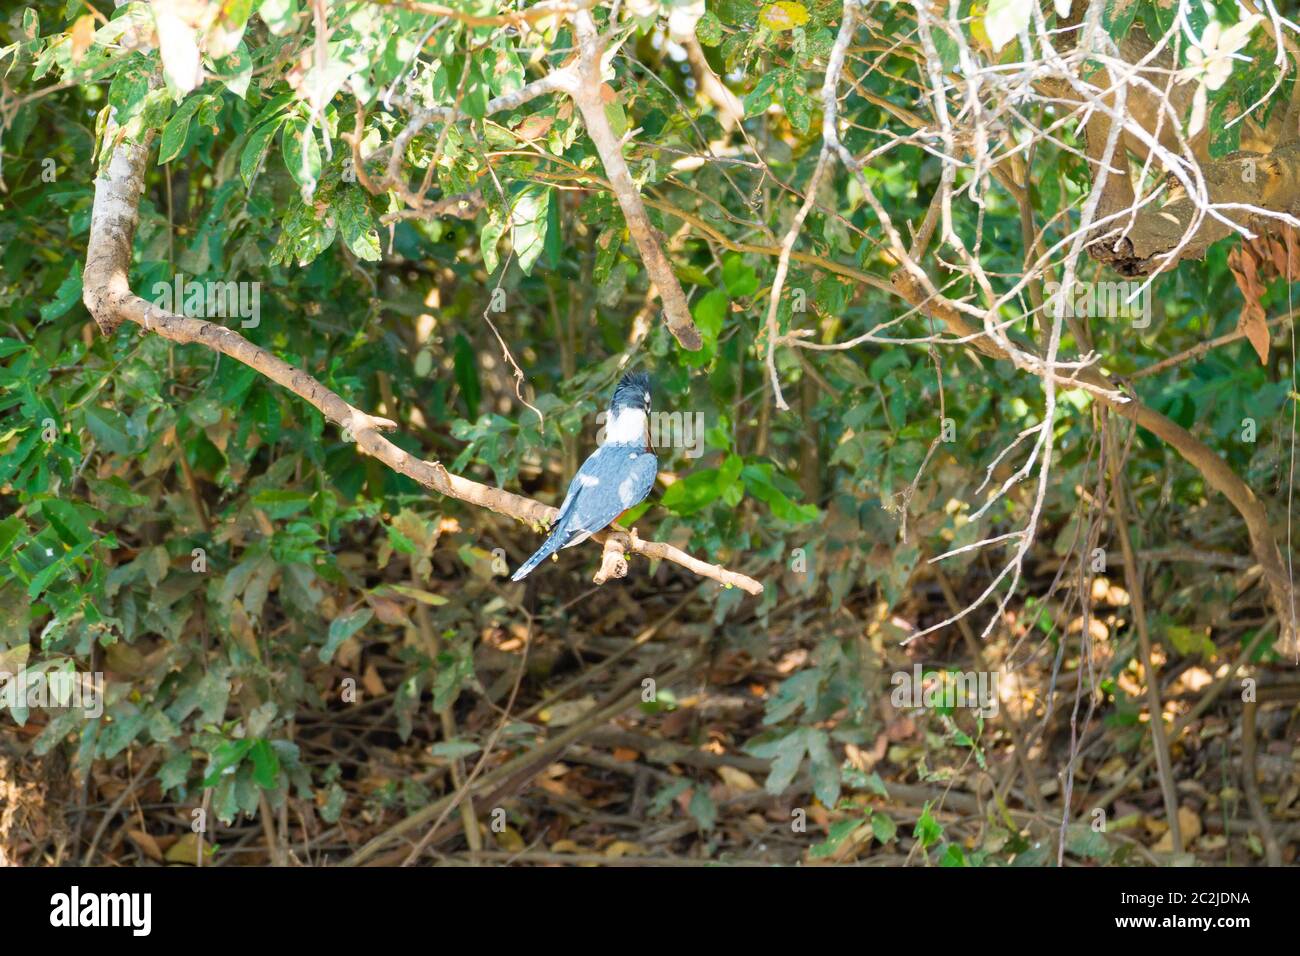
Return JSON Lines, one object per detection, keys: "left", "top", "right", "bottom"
{"left": 510, "top": 528, "right": 568, "bottom": 582}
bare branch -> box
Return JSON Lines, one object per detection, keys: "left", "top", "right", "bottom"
{"left": 560, "top": 10, "right": 701, "bottom": 350}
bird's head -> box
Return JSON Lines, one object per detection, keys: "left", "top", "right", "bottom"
{"left": 610, "top": 370, "right": 652, "bottom": 416}
{"left": 605, "top": 371, "right": 653, "bottom": 447}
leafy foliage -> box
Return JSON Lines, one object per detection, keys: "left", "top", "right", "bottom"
{"left": 0, "top": 0, "right": 1295, "bottom": 863}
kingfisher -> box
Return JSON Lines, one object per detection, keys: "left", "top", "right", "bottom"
{"left": 512, "top": 371, "right": 658, "bottom": 582}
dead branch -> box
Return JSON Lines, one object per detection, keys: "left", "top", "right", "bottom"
{"left": 890, "top": 267, "right": 1297, "bottom": 650}
{"left": 558, "top": 10, "right": 701, "bottom": 350}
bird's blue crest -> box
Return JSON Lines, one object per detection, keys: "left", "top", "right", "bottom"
{"left": 610, "top": 370, "right": 652, "bottom": 412}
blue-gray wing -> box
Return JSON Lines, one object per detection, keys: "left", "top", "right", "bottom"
{"left": 559, "top": 445, "right": 657, "bottom": 544}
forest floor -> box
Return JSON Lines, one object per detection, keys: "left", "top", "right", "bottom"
{"left": 2, "top": 527, "right": 1298, "bottom": 867}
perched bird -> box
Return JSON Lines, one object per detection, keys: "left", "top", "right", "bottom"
{"left": 512, "top": 371, "right": 658, "bottom": 582}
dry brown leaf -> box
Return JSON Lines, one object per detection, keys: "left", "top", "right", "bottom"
{"left": 513, "top": 114, "right": 555, "bottom": 141}
{"left": 603, "top": 840, "right": 644, "bottom": 858}
{"left": 1240, "top": 305, "right": 1270, "bottom": 364}
{"left": 660, "top": 706, "right": 695, "bottom": 738}
{"left": 70, "top": 15, "right": 95, "bottom": 64}
{"left": 366, "top": 593, "right": 406, "bottom": 626}
{"left": 362, "top": 663, "right": 385, "bottom": 696}
{"left": 1143, "top": 814, "right": 1169, "bottom": 838}
{"left": 228, "top": 603, "right": 260, "bottom": 661}
{"left": 1097, "top": 755, "right": 1129, "bottom": 785}
{"left": 538, "top": 695, "right": 596, "bottom": 727}
{"left": 1267, "top": 237, "right": 1288, "bottom": 274}
{"left": 1231, "top": 233, "right": 1284, "bottom": 364}
{"left": 126, "top": 829, "right": 163, "bottom": 862}
{"left": 715, "top": 765, "right": 759, "bottom": 792}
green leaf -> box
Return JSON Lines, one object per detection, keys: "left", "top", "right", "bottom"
{"left": 155, "top": 9, "right": 203, "bottom": 95}
{"left": 249, "top": 92, "right": 295, "bottom": 127}
{"left": 1208, "top": 97, "right": 1242, "bottom": 159}
{"left": 430, "top": 740, "right": 481, "bottom": 759}
{"left": 649, "top": 778, "right": 690, "bottom": 816}
{"left": 83, "top": 405, "right": 132, "bottom": 455}
{"left": 202, "top": 738, "right": 255, "bottom": 788}
{"left": 913, "top": 803, "right": 944, "bottom": 849}
{"left": 241, "top": 119, "right": 283, "bottom": 188}
{"left": 107, "top": 57, "right": 151, "bottom": 125}
{"left": 321, "top": 608, "right": 373, "bottom": 663}
{"left": 763, "top": 730, "right": 808, "bottom": 795}
{"left": 85, "top": 476, "right": 150, "bottom": 508}
{"left": 40, "top": 499, "right": 95, "bottom": 546}
{"left": 252, "top": 489, "right": 312, "bottom": 518}
{"left": 660, "top": 465, "right": 726, "bottom": 516}
{"left": 253, "top": 388, "right": 282, "bottom": 443}
{"left": 743, "top": 72, "right": 780, "bottom": 117}
{"left": 871, "top": 812, "right": 897, "bottom": 843}
{"left": 1101, "top": 0, "right": 1142, "bottom": 38}
{"left": 510, "top": 185, "right": 549, "bottom": 275}
{"left": 159, "top": 751, "right": 193, "bottom": 791}
{"left": 250, "top": 738, "right": 281, "bottom": 789}
{"left": 721, "top": 254, "right": 758, "bottom": 297}
{"left": 282, "top": 118, "right": 321, "bottom": 193}
{"left": 940, "top": 843, "right": 968, "bottom": 866}
{"left": 209, "top": 41, "right": 253, "bottom": 99}
{"left": 697, "top": 10, "right": 724, "bottom": 45}
{"left": 480, "top": 209, "right": 507, "bottom": 274}
{"left": 158, "top": 95, "right": 207, "bottom": 165}
{"left": 777, "top": 71, "right": 812, "bottom": 134}
{"left": 742, "top": 464, "right": 820, "bottom": 523}
{"left": 385, "top": 524, "right": 418, "bottom": 556}
{"left": 811, "top": 817, "right": 867, "bottom": 858}
{"left": 691, "top": 287, "right": 729, "bottom": 352}
{"left": 931, "top": 24, "right": 960, "bottom": 72}
{"left": 806, "top": 727, "right": 840, "bottom": 807}
{"left": 0, "top": 517, "right": 24, "bottom": 561}
{"left": 545, "top": 187, "right": 562, "bottom": 269}
{"left": 26, "top": 539, "right": 96, "bottom": 599}
{"left": 39, "top": 269, "right": 82, "bottom": 322}
{"left": 453, "top": 334, "right": 481, "bottom": 418}
{"left": 337, "top": 187, "right": 381, "bottom": 261}
{"left": 688, "top": 787, "right": 717, "bottom": 830}
{"left": 603, "top": 100, "right": 627, "bottom": 140}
